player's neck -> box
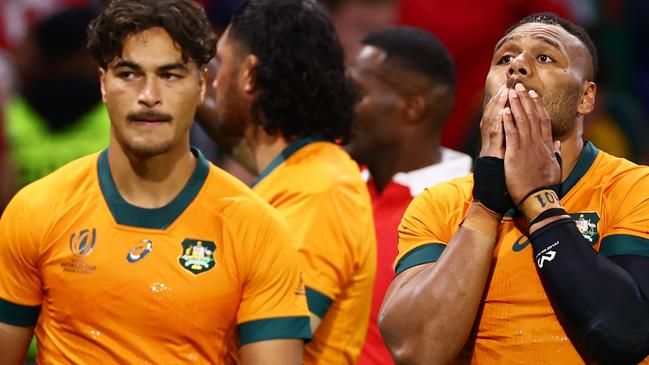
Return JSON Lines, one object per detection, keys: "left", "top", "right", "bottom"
{"left": 559, "top": 127, "right": 585, "bottom": 184}
{"left": 244, "top": 125, "right": 289, "bottom": 175}
{"left": 108, "top": 137, "right": 197, "bottom": 209}
{"left": 369, "top": 133, "right": 441, "bottom": 194}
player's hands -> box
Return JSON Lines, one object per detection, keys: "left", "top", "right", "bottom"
{"left": 473, "top": 84, "right": 513, "bottom": 216}
{"left": 479, "top": 84, "right": 508, "bottom": 158}
{"left": 503, "top": 83, "right": 561, "bottom": 206}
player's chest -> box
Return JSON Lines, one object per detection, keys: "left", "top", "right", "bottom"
{"left": 38, "top": 212, "right": 242, "bottom": 326}
{"left": 486, "top": 197, "right": 605, "bottom": 301}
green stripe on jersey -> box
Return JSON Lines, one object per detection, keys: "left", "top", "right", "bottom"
{"left": 0, "top": 298, "right": 40, "bottom": 326}
{"left": 239, "top": 316, "right": 311, "bottom": 345}
{"left": 599, "top": 234, "right": 649, "bottom": 257}
{"left": 305, "top": 287, "right": 333, "bottom": 318}
{"left": 395, "top": 243, "right": 446, "bottom": 276}
{"left": 560, "top": 141, "right": 599, "bottom": 198}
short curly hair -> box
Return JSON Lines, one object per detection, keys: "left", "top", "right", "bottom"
{"left": 87, "top": 0, "right": 216, "bottom": 69}
{"left": 229, "top": 0, "right": 358, "bottom": 143}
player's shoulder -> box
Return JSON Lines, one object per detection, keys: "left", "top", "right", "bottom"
{"left": 200, "top": 163, "right": 287, "bottom": 224}
{"left": 417, "top": 174, "right": 474, "bottom": 206}
{"left": 592, "top": 147, "right": 649, "bottom": 192}
{"left": 10, "top": 152, "right": 100, "bottom": 215}
{"left": 283, "top": 141, "right": 366, "bottom": 197}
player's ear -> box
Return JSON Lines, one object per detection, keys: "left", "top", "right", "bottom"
{"left": 98, "top": 67, "right": 107, "bottom": 103}
{"left": 242, "top": 54, "right": 258, "bottom": 95}
{"left": 198, "top": 66, "right": 208, "bottom": 103}
{"left": 577, "top": 81, "right": 596, "bottom": 115}
{"left": 403, "top": 92, "right": 426, "bottom": 124}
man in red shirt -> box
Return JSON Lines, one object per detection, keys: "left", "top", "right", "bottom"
{"left": 346, "top": 26, "right": 471, "bottom": 365}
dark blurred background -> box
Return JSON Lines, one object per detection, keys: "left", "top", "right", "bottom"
{"left": 1, "top": 0, "right": 648, "bottom": 209}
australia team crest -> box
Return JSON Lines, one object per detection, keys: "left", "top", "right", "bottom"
{"left": 179, "top": 239, "right": 216, "bottom": 275}
{"left": 570, "top": 212, "right": 600, "bottom": 244}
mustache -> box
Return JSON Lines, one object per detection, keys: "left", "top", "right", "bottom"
{"left": 127, "top": 110, "right": 172, "bottom": 122}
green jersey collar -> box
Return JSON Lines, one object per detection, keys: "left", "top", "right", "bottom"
{"left": 560, "top": 141, "right": 599, "bottom": 197}
{"left": 97, "top": 147, "right": 210, "bottom": 229}
{"left": 251, "top": 137, "right": 330, "bottom": 187}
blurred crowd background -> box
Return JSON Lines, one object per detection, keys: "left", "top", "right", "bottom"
{"left": 1, "top": 0, "right": 648, "bottom": 213}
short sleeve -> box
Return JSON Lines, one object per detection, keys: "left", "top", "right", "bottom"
{"left": 289, "top": 187, "right": 374, "bottom": 318}
{"left": 599, "top": 171, "right": 649, "bottom": 257}
{"left": 0, "top": 190, "right": 43, "bottom": 326}
{"left": 395, "top": 176, "right": 472, "bottom": 275}
{"left": 236, "top": 205, "right": 311, "bottom": 346}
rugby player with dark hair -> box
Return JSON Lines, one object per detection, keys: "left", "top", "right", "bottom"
{"left": 211, "top": 1, "right": 377, "bottom": 363}
{"left": 380, "top": 13, "right": 649, "bottom": 365}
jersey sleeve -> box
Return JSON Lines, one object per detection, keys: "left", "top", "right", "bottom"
{"left": 0, "top": 189, "right": 43, "bottom": 326}
{"left": 395, "top": 177, "right": 471, "bottom": 276}
{"left": 236, "top": 203, "right": 311, "bottom": 346}
{"left": 291, "top": 186, "right": 374, "bottom": 319}
{"left": 599, "top": 171, "right": 649, "bottom": 257}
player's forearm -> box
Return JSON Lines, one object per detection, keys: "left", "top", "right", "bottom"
{"left": 379, "top": 204, "right": 499, "bottom": 364}
{"left": 240, "top": 339, "right": 303, "bottom": 365}
{"left": 0, "top": 323, "right": 33, "bottom": 365}
{"left": 528, "top": 217, "right": 649, "bottom": 364}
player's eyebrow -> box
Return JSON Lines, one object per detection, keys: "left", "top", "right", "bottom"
{"left": 158, "top": 63, "right": 190, "bottom": 73}
{"left": 111, "top": 59, "right": 142, "bottom": 71}
{"left": 494, "top": 34, "right": 521, "bottom": 53}
{"left": 110, "top": 60, "right": 189, "bottom": 73}
{"left": 532, "top": 35, "right": 561, "bottom": 50}
{"left": 494, "top": 34, "right": 561, "bottom": 53}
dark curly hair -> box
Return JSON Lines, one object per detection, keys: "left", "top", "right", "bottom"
{"left": 506, "top": 12, "right": 598, "bottom": 81}
{"left": 87, "top": 0, "right": 217, "bottom": 69}
{"left": 229, "top": 0, "right": 358, "bottom": 143}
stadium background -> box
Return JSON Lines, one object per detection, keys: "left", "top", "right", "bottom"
{"left": 0, "top": 0, "right": 647, "bottom": 363}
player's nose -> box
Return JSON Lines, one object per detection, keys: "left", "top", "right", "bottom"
{"left": 507, "top": 53, "right": 533, "bottom": 79}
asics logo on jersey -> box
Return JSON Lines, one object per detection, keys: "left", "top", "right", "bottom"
{"left": 127, "top": 240, "right": 154, "bottom": 263}
{"left": 69, "top": 228, "right": 97, "bottom": 257}
{"left": 512, "top": 235, "right": 530, "bottom": 252}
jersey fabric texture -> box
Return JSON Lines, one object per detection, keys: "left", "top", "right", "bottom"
{"left": 357, "top": 148, "right": 472, "bottom": 365}
{"left": 253, "top": 138, "right": 377, "bottom": 365}
{"left": 0, "top": 148, "right": 310, "bottom": 364}
{"left": 396, "top": 142, "right": 649, "bottom": 364}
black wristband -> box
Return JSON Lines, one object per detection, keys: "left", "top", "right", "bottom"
{"left": 472, "top": 156, "right": 513, "bottom": 215}
{"left": 529, "top": 207, "right": 567, "bottom": 226}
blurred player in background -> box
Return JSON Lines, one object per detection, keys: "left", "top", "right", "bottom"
{"left": 0, "top": 0, "right": 310, "bottom": 363}
{"left": 346, "top": 26, "right": 472, "bottom": 365}
{"left": 380, "top": 13, "right": 649, "bottom": 364}
{"left": 5, "top": 6, "right": 110, "bottom": 188}
{"left": 210, "top": 0, "right": 376, "bottom": 363}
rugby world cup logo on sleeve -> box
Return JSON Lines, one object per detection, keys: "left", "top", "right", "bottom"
{"left": 69, "top": 228, "right": 97, "bottom": 257}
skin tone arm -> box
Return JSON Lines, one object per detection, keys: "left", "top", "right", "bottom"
{"left": 378, "top": 85, "right": 510, "bottom": 365}
{"left": 0, "top": 323, "right": 33, "bottom": 365}
{"left": 240, "top": 339, "right": 303, "bottom": 365}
